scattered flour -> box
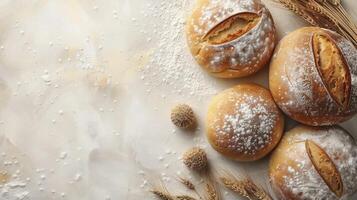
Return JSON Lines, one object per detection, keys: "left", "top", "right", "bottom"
{"left": 139, "top": 1, "right": 219, "bottom": 98}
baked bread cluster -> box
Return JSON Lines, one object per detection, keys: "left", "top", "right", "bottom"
{"left": 185, "top": 0, "right": 357, "bottom": 198}
{"left": 186, "top": 0, "right": 276, "bottom": 78}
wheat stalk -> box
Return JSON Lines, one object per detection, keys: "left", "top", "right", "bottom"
{"left": 150, "top": 189, "right": 175, "bottom": 200}
{"left": 204, "top": 177, "right": 222, "bottom": 200}
{"left": 176, "top": 195, "right": 197, "bottom": 200}
{"left": 220, "top": 177, "right": 251, "bottom": 199}
{"left": 178, "top": 177, "right": 196, "bottom": 190}
{"left": 205, "top": 183, "right": 218, "bottom": 200}
{"left": 274, "top": 0, "right": 357, "bottom": 47}
{"left": 150, "top": 182, "right": 175, "bottom": 200}
{"left": 243, "top": 178, "right": 272, "bottom": 200}
{"left": 277, "top": 0, "right": 319, "bottom": 25}
{"left": 218, "top": 170, "right": 272, "bottom": 200}
{"left": 177, "top": 176, "right": 203, "bottom": 200}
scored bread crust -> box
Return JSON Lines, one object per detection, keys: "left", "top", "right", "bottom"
{"left": 186, "top": 0, "right": 276, "bottom": 78}
{"left": 269, "top": 27, "right": 357, "bottom": 126}
{"left": 206, "top": 83, "right": 284, "bottom": 161}
{"left": 305, "top": 140, "right": 343, "bottom": 198}
{"left": 269, "top": 125, "right": 357, "bottom": 200}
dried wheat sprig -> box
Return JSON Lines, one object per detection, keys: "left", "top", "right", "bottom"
{"left": 205, "top": 183, "right": 218, "bottom": 200}
{"left": 204, "top": 180, "right": 221, "bottom": 200}
{"left": 220, "top": 177, "right": 250, "bottom": 199}
{"left": 217, "top": 169, "right": 272, "bottom": 200}
{"left": 318, "top": 0, "right": 354, "bottom": 42}
{"left": 324, "top": 2, "right": 357, "bottom": 36}
{"left": 177, "top": 177, "right": 196, "bottom": 190}
{"left": 176, "top": 195, "right": 197, "bottom": 200}
{"left": 150, "top": 189, "right": 175, "bottom": 200}
{"left": 318, "top": 0, "right": 357, "bottom": 45}
{"left": 317, "top": 1, "right": 355, "bottom": 33}
{"left": 277, "top": 0, "right": 318, "bottom": 25}
{"left": 274, "top": 0, "right": 357, "bottom": 47}
{"left": 150, "top": 182, "right": 175, "bottom": 200}
{"left": 176, "top": 177, "right": 204, "bottom": 200}
{"left": 243, "top": 178, "right": 272, "bottom": 200}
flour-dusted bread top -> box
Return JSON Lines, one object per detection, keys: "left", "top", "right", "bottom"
{"left": 269, "top": 125, "right": 357, "bottom": 200}
{"left": 269, "top": 27, "right": 357, "bottom": 126}
{"left": 334, "top": 33, "right": 357, "bottom": 109}
{"left": 206, "top": 83, "right": 284, "bottom": 161}
{"left": 186, "top": 0, "right": 276, "bottom": 78}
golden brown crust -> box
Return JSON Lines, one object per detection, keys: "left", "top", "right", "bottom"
{"left": 269, "top": 27, "right": 357, "bottom": 126}
{"left": 305, "top": 140, "right": 343, "bottom": 197}
{"left": 203, "top": 12, "right": 261, "bottom": 45}
{"left": 269, "top": 125, "right": 357, "bottom": 200}
{"left": 312, "top": 33, "right": 351, "bottom": 109}
{"left": 206, "top": 83, "right": 284, "bottom": 161}
{"left": 186, "top": 0, "right": 276, "bottom": 78}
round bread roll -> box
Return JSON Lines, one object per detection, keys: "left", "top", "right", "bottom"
{"left": 269, "top": 27, "right": 357, "bottom": 126}
{"left": 269, "top": 125, "right": 357, "bottom": 200}
{"left": 186, "top": 0, "right": 276, "bottom": 78}
{"left": 206, "top": 83, "right": 284, "bottom": 161}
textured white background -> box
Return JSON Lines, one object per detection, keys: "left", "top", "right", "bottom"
{"left": 0, "top": 0, "right": 355, "bottom": 199}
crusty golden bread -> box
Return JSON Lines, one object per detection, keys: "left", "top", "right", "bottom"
{"left": 269, "top": 27, "right": 357, "bottom": 126}
{"left": 206, "top": 83, "right": 284, "bottom": 161}
{"left": 186, "top": 0, "right": 276, "bottom": 78}
{"left": 312, "top": 33, "right": 350, "bottom": 109}
{"left": 305, "top": 140, "right": 343, "bottom": 197}
{"left": 269, "top": 125, "right": 357, "bottom": 200}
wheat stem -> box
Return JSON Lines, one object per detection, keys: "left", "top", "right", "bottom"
{"left": 150, "top": 189, "right": 175, "bottom": 200}
{"left": 176, "top": 195, "right": 198, "bottom": 200}
{"left": 176, "top": 177, "right": 203, "bottom": 200}
{"left": 274, "top": 0, "right": 357, "bottom": 47}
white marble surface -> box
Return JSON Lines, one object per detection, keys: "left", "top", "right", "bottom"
{"left": 0, "top": 0, "right": 355, "bottom": 199}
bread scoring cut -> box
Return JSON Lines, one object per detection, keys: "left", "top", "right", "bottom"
{"left": 269, "top": 27, "right": 357, "bottom": 126}
{"left": 186, "top": 0, "right": 276, "bottom": 78}
{"left": 305, "top": 139, "right": 343, "bottom": 197}
{"left": 312, "top": 33, "right": 351, "bottom": 109}
{"left": 269, "top": 125, "right": 357, "bottom": 200}
{"left": 203, "top": 12, "right": 260, "bottom": 45}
